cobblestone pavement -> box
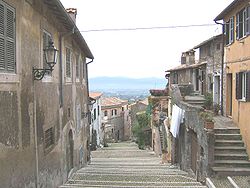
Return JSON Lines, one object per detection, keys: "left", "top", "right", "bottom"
{"left": 60, "top": 142, "right": 207, "bottom": 188}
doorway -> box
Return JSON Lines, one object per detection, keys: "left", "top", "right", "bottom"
{"left": 66, "top": 130, "right": 74, "bottom": 174}
{"left": 191, "top": 131, "right": 198, "bottom": 173}
{"left": 213, "top": 75, "right": 220, "bottom": 104}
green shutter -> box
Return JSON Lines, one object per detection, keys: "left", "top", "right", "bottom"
{"left": 246, "top": 72, "right": 250, "bottom": 102}
{"left": 0, "top": 4, "right": 4, "bottom": 35}
{"left": 236, "top": 73, "right": 242, "bottom": 100}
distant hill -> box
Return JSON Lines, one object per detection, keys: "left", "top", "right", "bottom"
{"left": 89, "top": 77, "right": 167, "bottom": 91}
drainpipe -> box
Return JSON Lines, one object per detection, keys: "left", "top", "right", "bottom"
{"left": 215, "top": 20, "right": 225, "bottom": 116}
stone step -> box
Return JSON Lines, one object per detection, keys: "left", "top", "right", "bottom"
{"left": 60, "top": 184, "right": 207, "bottom": 188}
{"left": 212, "top": 167, "right": 250, "bottom": 176}
{"left": 214, "top": 146, "right": 247, "bottom": 153}
{"left": 214, "top": 128, "right": 240, "bottom": 134}
{"left": 72, "top": 174, "right": 198, "bottom": 183}
{"left": 62, "top": 179, "right": 205, "bottom": 187}
{"left": 214, "top": 160, "right": 250, "bottom": 168}
{"left": 215, "top": 140, "right": 244, "bottom": 147}
{"left": 214, "top": 153, "right": 249, "bottom": 160}
{"left": 215, "top": 133, "right": 242, "bottom": 140}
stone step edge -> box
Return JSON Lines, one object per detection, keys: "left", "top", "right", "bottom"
{"left": 60, "top": 184, "right": 207, "bottom": 188}
{"left": 214, "top": 160, "right": 250, "bottom": 164}
{"left": 211, "top": 167, "right": 250, "bottom": 171}
{"left": 68, "top": 179, "right": 202, "bottom": 185}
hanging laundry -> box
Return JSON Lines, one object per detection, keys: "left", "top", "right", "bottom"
{"left": 170, "top": 105, "right": 185, "bottom": 138}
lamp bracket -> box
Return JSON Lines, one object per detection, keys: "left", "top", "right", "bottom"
{"left": 33, "top": 67, "right": 53, "bottom": 80}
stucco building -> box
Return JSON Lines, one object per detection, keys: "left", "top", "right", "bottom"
{"left": 89, "top": 92, "right": 103, "bottom": 148}
{"left": 0, "top": 0, "right": 93, "bottom": 187}
{"left": 101, "top": 97, "right": 130, "bottom": 142}
{"left": 215, "top": 0, "right": 250, "bottom": 157}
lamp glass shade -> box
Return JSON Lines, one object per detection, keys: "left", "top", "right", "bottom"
{"left": 44, "top": 41, "right": 58, "bottom": 69}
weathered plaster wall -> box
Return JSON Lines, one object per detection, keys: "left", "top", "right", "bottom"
{"left": 0, "top": 0, "right": 90, "bottom": 187}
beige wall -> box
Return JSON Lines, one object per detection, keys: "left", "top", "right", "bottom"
{"left": 223, "top": 1, "right": 250, "bottom": 156}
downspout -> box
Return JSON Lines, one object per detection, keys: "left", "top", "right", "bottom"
{"left": 214, "top": 20, "right": 225, "bottom": 116}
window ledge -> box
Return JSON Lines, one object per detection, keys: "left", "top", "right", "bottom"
{"left": 0, "top": 73, "right": 19, "bottom": 83}
{"left": 238, "top": 99, "right": 246, "bottom": 102}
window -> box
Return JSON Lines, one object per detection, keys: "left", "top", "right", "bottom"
{"left": 225, "top": 17, "right": 234, "bottom": 45}
{"left": 173, "top": 72, "right": 178, "bottom": 84}
{"left": 0, "top": 1, "right": 15, "bottom": 73}
{"left": 76, "top": 55, "right": 80, "bottom": 80}
{"left": 94, "top": 108, "right": 96, "bottom": 120}
{"left": 114, "top": 109, "right": 117, "bottom": 115}
{"left": 236, "top": 72, "right": 250, "bottom": 101}
{"left": 65, "top": 48, "right": 71, "bottom": 78}
{"left": 98, "top": 105, "right": 100, "bottom": 116}
{"left": 236, "top": 7, "right": 250, "bottom": 39}
{"left": 111, "top": 109, "right": 114, "bottom": 116}
{"left": 104, "top": 110, "right": 107, "bottom": 116}
{"left": 122, "top": 107, "right": 124, "bottom": 111}
{"left": 44, "top": 127, "right": 54, "bottom": 149}
{"left": 43, "top": 31, "right": 52, "bottom": 76}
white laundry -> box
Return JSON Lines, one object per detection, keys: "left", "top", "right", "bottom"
{"left": 170, "top": 105, "right": 185, "bottom": 138}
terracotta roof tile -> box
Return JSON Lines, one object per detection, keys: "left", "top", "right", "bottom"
{"left": 89, "top": 92, "right": 102, "bottom": 99}
{"left": 101, "top": 97, "right": 128, "bottom": 107}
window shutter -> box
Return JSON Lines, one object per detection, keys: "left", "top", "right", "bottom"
{"left": 246, "top": 72, "right": 250, "bottom": 102}
{"left": 236, "top": 13, "right": 240, "bottom": 39}
{"left": 66, "top": 48, "right": 71, "bottom": 77}
{"left": 225, "top": 20, "right": 230, "bottom": 45}
{"left": 247, "top": 7, "right": 250, "bottom": 35}
{"left": 6, "top": 7, "right": 15, "bottom": 72}
{"left": 236, "top": 73, "right": 242, "bottom": 100}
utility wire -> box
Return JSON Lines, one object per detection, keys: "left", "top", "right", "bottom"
{"left": 80, "top": 23, "right": 218, "bottom": 32}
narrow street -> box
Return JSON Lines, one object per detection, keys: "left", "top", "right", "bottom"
{"left": 60, "top": 142, "right": 207, "bottom": 188}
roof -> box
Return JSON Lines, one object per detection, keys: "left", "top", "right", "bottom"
{"left": 43, "top": 0, "right": 94, "bottom": 59}
{"left": 166, "top": 62, "right": 207, "bottom": 72}
{"left": 193, "top": 34, "right": 223, "bottom": 49}
{"left": 214, "top": 0, "right": 241, "bottom": 21}
{"left": 89, "top": 92, "right": 102, "bottom": 99}
{"left": 101, "top": 97, "right": 128, "bottom": 108}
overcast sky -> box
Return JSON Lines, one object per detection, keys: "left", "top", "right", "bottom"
{"left": 60, "top": 0, "right": 232, "bottom": 79}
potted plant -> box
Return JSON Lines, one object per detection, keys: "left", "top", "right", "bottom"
{"left": 200, "top": 111, "right": 214, "bottom": 129}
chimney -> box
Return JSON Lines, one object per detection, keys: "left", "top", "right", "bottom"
{"left": 181, "top": 50, "right": 195, "bottom": 65}
{"left": 66, "top": 8, "right": 77, "bottom": 23}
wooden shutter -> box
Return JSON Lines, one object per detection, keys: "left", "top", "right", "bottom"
{"left": 236, "top": 72, "right": 242, "bottom": 100}
{"left": 0, "top": 4, "right": 4, "bottom": 71}
{"left": 246, "top": 71, "right": 250, "bottom": 102}
{"left": 0, "top": 2, "right": 15, "bottom": 73}
{"left": 247, "top": 7, "right": 250, "bottom": 35}
{"left": 6, "top": 6, "right": 15, "bottom": 72}
{"left": 66, "top": 48, "right": 71, "bottom": 77}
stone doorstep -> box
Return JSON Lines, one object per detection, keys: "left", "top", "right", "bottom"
{"left": 215, "top": 139, "right": 244, "bottom": 147}
{"left": 215, "top": 133, "right": 242, "bottom": 140}
{"left": 214, "top": 160, "right": 250, "bottom": 168}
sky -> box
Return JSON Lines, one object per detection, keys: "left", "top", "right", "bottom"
{"left": 60, "top": 0, "right": 232, "bottom": 79}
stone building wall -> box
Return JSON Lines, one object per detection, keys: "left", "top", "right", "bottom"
{"left": 0, "top": 0, "right": 92, "bottom": 187}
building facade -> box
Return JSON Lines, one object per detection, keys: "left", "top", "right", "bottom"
{"left": 0, "top": 0, "right": 93, "bottom": 187}
{"left": 101, "top": 97, "right": 130, "bottom": 142}
{"left": 215, "top": 0, "right": 250, "bottom": 156}
{"left": 89, "top": 92, "right": 103, "bottom": 148}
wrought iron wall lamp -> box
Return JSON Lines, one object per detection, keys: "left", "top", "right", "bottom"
{"left": 33, "top": 40, "right": 58, "bottom": 80}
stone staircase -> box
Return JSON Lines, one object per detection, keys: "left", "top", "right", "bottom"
{"left": 59, "top": 142, "right": 207, "bottom": 188}
{"left": 212, "top": 128, "right": 250, "bottom": 176}
{"left": 184, "top": 95, "right": 205, "bottom": 107}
